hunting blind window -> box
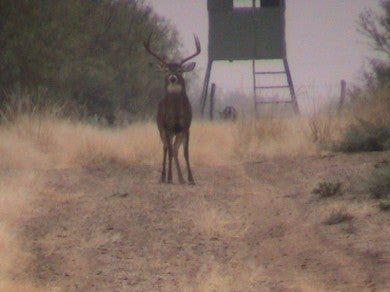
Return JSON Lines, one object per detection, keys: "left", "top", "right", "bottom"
{"left": 233, "top": 0, "right": 280, "bottom": 8}
{"left": 233, "top": 0, "right": 259, "bottom": 8}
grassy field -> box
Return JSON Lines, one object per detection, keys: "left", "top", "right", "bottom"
{"left": 0, "top": 87, "right": 389, "bottom": 290}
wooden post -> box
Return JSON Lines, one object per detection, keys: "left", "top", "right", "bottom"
{"left": 200, "top": 61, "right": 213, "bottom": 118}
{"left": 339, "top": 80, "right": 347, "bottom": 109}
{"left": 209, "top": 83, "right": 216, "bottom": 120}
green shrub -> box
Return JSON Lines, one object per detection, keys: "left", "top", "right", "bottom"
{"left": 368, "top": 163, "right": 390, "bottom": 200}
{"left": 337, "top": 119, "right": 390, "bottom": 152}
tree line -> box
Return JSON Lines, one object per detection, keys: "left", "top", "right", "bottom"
{"left": 358, "top": 0, "right": 390, "bottom": 89}
{"left": 0, "top": 0, "right": 183, "bottom": 123}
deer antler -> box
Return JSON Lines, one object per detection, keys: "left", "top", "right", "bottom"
{"left": 180, "top": 34, "right": 201, "bottom": 65}
{"left": 143, "top": 33, "right": 167, "bottom": 65}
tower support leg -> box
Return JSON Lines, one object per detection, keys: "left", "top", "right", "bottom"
{"left": 283, "top": 58, "right": 300, "bottom": 114}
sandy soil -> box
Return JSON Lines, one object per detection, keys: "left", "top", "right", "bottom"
{"left": 12, "top": 151, "right": 390, "bottom": 291}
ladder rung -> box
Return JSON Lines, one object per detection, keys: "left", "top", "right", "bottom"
{"left": 255, "top": 85, "right": 290, "bottom": 89}
{"left": 254, "top": 71, "right": 286, "bottom": 75}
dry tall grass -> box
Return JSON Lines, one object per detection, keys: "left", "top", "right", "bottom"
{"left": 0, "top": 112, "right": 317, "bottom": 290}
{"left": 0, "top": 110, "right": 325, "bottom": 290}
{"left": 0, "top": 86, "right": 388, "bottom": 290}
{"left": 348, "top": 86, "right": 390, "bottom": 126}
{"left": 0, "top": 115, "right": 320, "bottom": 171}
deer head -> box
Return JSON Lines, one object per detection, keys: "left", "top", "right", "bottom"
{"left": 144, "top": 34, "right": 201, "bottom": 95}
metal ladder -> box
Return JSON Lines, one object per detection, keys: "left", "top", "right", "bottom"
{"left": 252, "top": 58, "right": 299, "bottom": 115}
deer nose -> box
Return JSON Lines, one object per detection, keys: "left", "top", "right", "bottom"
{"left": 168, "top": 75, "right": 178, "bottom": 83}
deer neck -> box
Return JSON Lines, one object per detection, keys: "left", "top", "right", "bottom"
{"left": 166, "top": 78, "right": 186, "bottom": 95}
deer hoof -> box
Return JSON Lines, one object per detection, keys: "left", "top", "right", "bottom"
{"left": 188, "top": 180, "right": 196, "bottom": 185}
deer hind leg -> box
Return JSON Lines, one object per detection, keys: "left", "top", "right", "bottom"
{"left": 166, "top": 134, "right": 174, "bottom": 184}
{"left": 173, "top": 133, "right": 186, "bottom": 184}
{"left": 184, "top": 130, "right": 195, "bottom": 185}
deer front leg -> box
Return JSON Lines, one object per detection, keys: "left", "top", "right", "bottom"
{"left": 173, "top": 133, "right": 186, "bottom": 184}
{"left": 165, "top": 133, "right": 174, "bottom": 184}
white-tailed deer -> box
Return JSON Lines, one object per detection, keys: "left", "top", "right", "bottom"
{"left": 219, "top": 106, "right": 237, "bottom": 121}
{"left": 144, "top": 34, "right": 200, "bottom": 185}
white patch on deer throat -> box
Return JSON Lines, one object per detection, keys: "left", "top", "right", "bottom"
{"left": 167, "top": 83, "right": 183, "bottom": 94}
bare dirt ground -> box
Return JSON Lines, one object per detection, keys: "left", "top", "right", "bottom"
{"left": 11, "top": 151, "right": 390, "bottom": 291}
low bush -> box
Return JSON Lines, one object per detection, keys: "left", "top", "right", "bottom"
{"left": 323, "top": 209, "right": 353, "bottom": 225}
{"left": 379, "top": 200, "right": 390, "bottom": 211}
{"left": 368, "top": 163, "right": 390, "bottom": 200}
{"left": 336, "top": 118, "right": 390, "bottom": 152}
{"left": 312, "top": 181, "right": 344, "bottom": 198}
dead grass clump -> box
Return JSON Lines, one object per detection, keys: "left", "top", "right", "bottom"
{"left": 182, "top": 257, "right": 269, "bottom": 292}
{"left": 312, "top": 181, "right": 344, "bottom": 198}
{"left": 323, "top": 209, "right": 353, "bottom": 225}
{"left": 308, "top": 112, "right": 342, "bottom": 149}
{"left": 312, "top": 199, "right": 375, "bottom": 229}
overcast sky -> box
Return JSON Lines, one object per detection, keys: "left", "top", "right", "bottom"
{"left": 145, "top": 0, "right": 381, "bottom": 110}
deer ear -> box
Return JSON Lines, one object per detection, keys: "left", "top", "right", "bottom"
{"left": 182, "top": 62, "right": 196, "bottom": 72}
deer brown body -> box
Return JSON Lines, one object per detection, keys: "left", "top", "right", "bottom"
{"left": 144, "top": 35, "right": 200, "bottom": 184}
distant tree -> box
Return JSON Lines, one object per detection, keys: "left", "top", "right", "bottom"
{"left": 358, "top": 0, "right": 390, "bottom": 88}
{"left": 0, "top": 0, "right": 182, "bottom": 122}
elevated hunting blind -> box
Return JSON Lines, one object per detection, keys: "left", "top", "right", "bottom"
{"left": 201, "top": 0, "right": 299, "bottom": 116}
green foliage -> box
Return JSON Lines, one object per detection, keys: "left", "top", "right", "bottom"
{"left": 0, "top": 0, "right": 182, "bottom": 122}
{"left": 358, "top": 0, "right": 390, "bottom": 88}
{"left": 336, "top": 119, "right": 390, "bottom": 153}
{"left": 312, "top": 181, "right": 344, "bottom": 198}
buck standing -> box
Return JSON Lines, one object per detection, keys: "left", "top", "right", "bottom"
{"left": 144, "top": 34, "right": 200, "bottom": 185}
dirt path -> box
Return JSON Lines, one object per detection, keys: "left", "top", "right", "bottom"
{"left": 16, "top": 152, "right": 390, "bottom": 291}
